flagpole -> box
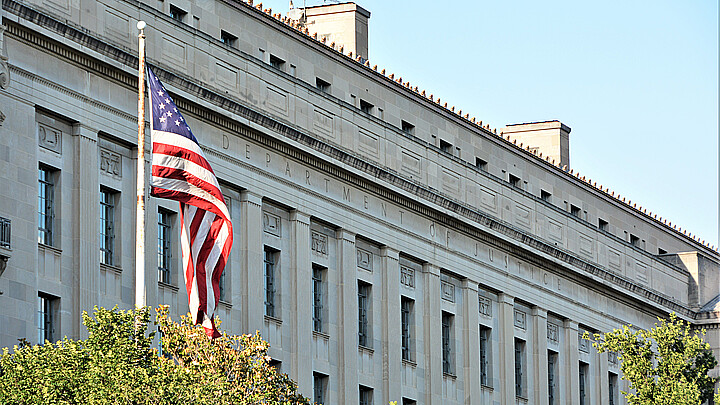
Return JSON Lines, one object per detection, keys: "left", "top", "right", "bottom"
{"left": 135, "top": 20, "right": 147, "bottom": 309}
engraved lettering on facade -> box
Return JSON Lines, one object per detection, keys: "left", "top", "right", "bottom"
{"left": 441, "top": 280, "right": 455, "bottom": 303}
{"left": 514, "top": 310, "right": 526, "bottom": 330}
{"left": 311, "top": 231, "right": 328, "bottom": 255}
{"left": 38, "top": 123, "right": 62, "bottom": 153}
{"left": 400, "top": 266, "right": 415, "bottom": 288}
{"left": 99, "top": 149, "right": 121, "bottom": 177}
{"left": 262, "top": 212, "right": 281, "bottom": 236}
{"left": 356, "top": 248, "right": 372, "bottom": 271}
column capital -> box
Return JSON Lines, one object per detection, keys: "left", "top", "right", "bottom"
{"left": 498, "top": 292, "right": 514, "bottom": 305}
{"left": 239, "top": 190, "right": 262, "bottom": 205}
{"left": 380, "top": 245, "right": 399, "bottom": 259}
{"left": 72, "top": 123, "right": 98, "bottom": 141}
{"left": 336, "top": 228, "right": 356, "bottom": 243}
{"left": 289, "top": 209, "right": 311, "bottom": 224}
{"left": 564, "top": 318, "right": 579, "bottom": 331}
{"left": 422, "top": 262, "right": 440, "bottom": 276}
{"left": 461, "top": 278, "right": 479, "bottom": 291}
{"left": 532, "top": 306, "right": 548, "bottom": 318}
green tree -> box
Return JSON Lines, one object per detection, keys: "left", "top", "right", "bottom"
{"left": 0, "top": 306, "right": 309, "bottom": 405}
{"left": 587, "top": 313, "right": 719, "bottom": 405}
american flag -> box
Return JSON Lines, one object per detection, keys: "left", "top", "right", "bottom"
{"left": 147, "top": 67, "right": 233, "bottom": 338}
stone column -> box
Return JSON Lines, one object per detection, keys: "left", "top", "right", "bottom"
{"left": 564, "top": 319, "right": 580, "bottom": 405}
{"left": 533, "top": 307, "right": 549, "bottom": 405}
{"left": 239, "top": 190, "right": 263, "bottom": 334}
{"left": 380, "top": 246, "right": 401, "bottom": 404}
{"left": 423, "top": 263, "right": 442, "bottom": 404}
{"left": 498, "top": 293, "right": 515, "bottom": 405}
{"left": 461, "top": 279, "right": 480, "bottom": 405}
{"left": 336, "top": 229, "right": 358, "bottom": 404}
{"left": 72, "top": 123, "right": 98, "bottom": 340}
{"left": 289, "top": 210, "right": 312, "bottom": 397}
{"left": 598, "top": 351, "right": 609, "bottom": 404}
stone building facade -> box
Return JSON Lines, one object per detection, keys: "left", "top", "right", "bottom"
{"left": 0, "top": 1, "right": 717, "bottom": 404}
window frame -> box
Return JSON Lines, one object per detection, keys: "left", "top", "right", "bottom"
{"left": 312, "top": 265, "right": 325, "bottom": 333}
{"left": 264, "top": 247, "right": 278, "bottom": 318}
{"left": 401, "top": 120, "right": 415, "bottom": 136}
{"left": 37, "top": 293, "right": 58, "bottom": 344}
{"left": 169, "top": 5, "right": 187, "bottom": 22}
{"left": 38, "top": 165, "right": 56, "bottom": 246}
{"left": 479, "top": 325, "right": 491, "bottom": 386}
{"left": 157, "top": 209, "right": 173, "bottom": 284}
{"left": 514, "top": 338, "right": 526, "bottom": 398}
{"left": 442, "top": 311, "right": 454, "bottom": 375}
{"left": 316, "top": 77, "right": 331, "bottom": 93}
{"left": 220, "top": 30, "right": 237, "bottom": 47}
{"left": 401, "top": 297, "right": 414, "bottom": 361}
{"left": 358, "top": 281, "right": 371, "bottom": 347}
{"left": 100, "top": 187, "right": 117, "bottom": 266}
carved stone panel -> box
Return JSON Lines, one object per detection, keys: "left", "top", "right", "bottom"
{"left": 356, "top": 248, "right": 372, "bottom": 271}
{"left": 38, "top": 123, "right": 62, "bottom": 154}
{"left": 547, "top": 323, "right": 559, "bottom": 344}
{"left": 478, "top": 295, "right": 491, "bottom": 317}
{"left": 514, "top": 310, "right": 526, "bottom": 330}
{"left": 441, "top": 280, "right": 455, "bottom": 303}
{"left": 400, "top": 266, "right": 415, "bottom": 288}
{"left": 608, "top": 351, "right": 618, "bottom": 366}
{"left": 311, "top": 231, "right": 328, "bottom": 255}
{"left": 262, "top": 212, "right": 281, "bottom": 236}
{"left": 578, "top": 332, "right": 590, "bottom": 353}
{"left": 100, "top": 148, "right": 122, "bottom": 178}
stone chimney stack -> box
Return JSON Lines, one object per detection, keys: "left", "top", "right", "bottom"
{"left": 302, "top": 2, "right": 370, "bottom": 59}
{"left": 501, "top": 120, "right": 571, "bottom": 168}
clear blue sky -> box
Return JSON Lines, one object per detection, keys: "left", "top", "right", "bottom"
{"left": 267, "top": 0, "right": 719, "bottom": 248}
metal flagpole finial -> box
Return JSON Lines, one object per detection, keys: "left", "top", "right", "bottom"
{"left": 137, "top": 20, "right": 146, "bottom": 35}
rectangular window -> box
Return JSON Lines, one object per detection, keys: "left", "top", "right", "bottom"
{"left": 658, "top": 248, "right": 667, "bottom": 255}
{"left": 548, "top": 351, "right": 558, "bottom": 405}
{"left": 313, "top": 372, "right": 327, "bottom": 405}
{"left": 38, "top": 165, "right": 55, "bottom": 246}
{"left": 609, "top": 372, "right": 618, "bottom": 405}
{"left": 401, "top": 120, "right": 415, "bottom": 136}
{"left": 570, "top": 204, "right": 581, "bottom": 217}
{"left": 579, "top": 362, "right": 588, "bottom": 405}
{"left": 169, "top": 5, "right": 187, "bottom": 22}
{"left": 360, "top": 99, "right": 374, "bottom": 115}
{"left": 439, "top": 139, "right": 453, "bottom": 154}
{"left": 38, "top": 293, "right": 58, "bottom": 344}
{"left": 264, "top": 247, "right": 278, "bottom": 317}
{"left": 358, "top": 281, "right": 371, "bottom": 347}
{"left": 442, "top": 311, "right": 454, "bottom": 375}
{"left": 480, "top": 325, "right": 491, "bottom": 386}
{"left": 359, "top": 385, "right": 373, "bottom": 405}
{"left": 100, "top": 188, "right": 117, "bottom": 266}
{"left": 541, "top": 189, "right": 552, "bottom": 202}
{"left": 157, "top": 209, "right": 173, "bottom": 284}
{"left": 402, "top": 399, "right": 416, "bottom": 405}
{"left": 312, "top": 265, "right": 325, "bottom": 333}
{"left": 401, "top": 297, "right": 414, "bottom": 361}
{"left": 515, "top": 338, "right": 526, "bottom": 398}
{"left": 220, "top": 30, "right": 237, "bottom": 46}
{"left": 630, "top": 234, "right": 640, "bottom": 247}
{"left": 598, "top": 218, "right": 608, "bottom": 231}
{"left": 0, "top": 216, "right": 10, "bottom": 248}
{"left": 509, "top": 173, "right": 521, "bottom": 188}
{"left": 269, "top": 54, "right": 285, "bottom": 71}
{"left": 475, "top": 157, "right": 488, "bottom": 171}
{"left": 316, "top": 77, "right": 331, "bottom": 93}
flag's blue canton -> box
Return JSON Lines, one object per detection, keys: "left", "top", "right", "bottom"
{"left": 147, "top": 68, "right": 198, "bottom": 144}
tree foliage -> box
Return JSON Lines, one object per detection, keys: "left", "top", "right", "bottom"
{"left": 588, "top": 313, "right": 719, "bottom": 405}
{"left": 0, "top": 306, "right": 310, "bottom": 405}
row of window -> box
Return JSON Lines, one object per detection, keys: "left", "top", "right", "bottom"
{"left": 312, "top": 375, "right": 416, "bottom": 405}
{"left": 37, "top": 166, "right": 227, "bottom": 298}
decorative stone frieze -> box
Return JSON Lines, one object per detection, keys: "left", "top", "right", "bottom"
{"left": 262, "top": 212, "right": 281, "bottom": 236}
{"left": 441, "top": 280, "right": 455, "bottom": 302}
{"left": 547, "top": 323, "right": 559, "bottom": 344}
{"left": 478, "top": 295, "right": 491, "bottom": 317}
{"left": 311, "top": 231, "right": 328, "bottom": 255}
{"left": 99, "top": 148, "right": 121, "bottom": 177}
{"left": 38, "top": 123, "right": 62, "bottom": 154}
{"left": 356, "top": 248, "right": 372, "bottom": 271}
{"left": 400, "top": 265, "right": 414, "bottom": 288}
{"left": 514, "top": 309, "right": 526, "bottom": 330}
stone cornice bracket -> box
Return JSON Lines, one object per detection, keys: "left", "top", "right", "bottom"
{"left": 0, "top": 24, "right": 9, "bottom": 90}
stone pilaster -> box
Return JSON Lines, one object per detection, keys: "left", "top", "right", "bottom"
{"left": 461, "top": 279, "right": 480, "bottom": 405}
{"left": 532, "top": 307, "right": 549, "bottom": 405}
{"left": 239, "top": 190, "right": 263, "bottom": 334}
{"left": 423, "top": 263, "right": 442, "bottom": 404}
{"left": 498, "top": 293, "right": 515, "bottom": 405}
{"left": 337, "top": 229, "right": 358, "bottom": 404}
{"left": 380, "top": 246, "right": 401, "bottom": 404}
{"left": 564, "top": 319, "right": 580, "bottom": 405}
{"left": 72, "top": 123, "right": 98, "bottom": 340}
{"left": 598, "top": 350, "right": 609, "bottom": 404}
{"left": 289, "top": 210, "right": 312, "bottom": 397}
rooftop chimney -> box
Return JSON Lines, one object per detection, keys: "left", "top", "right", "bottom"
{"left": 300, "top": 2, "right": 370, "bottom": 60}
{"left": 501, "top": 120, "right": 571, "bottom": 168}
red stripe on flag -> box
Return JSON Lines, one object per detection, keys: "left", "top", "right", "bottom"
{"left": 153, "top": 142, "right": 216, "bottom": 174}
